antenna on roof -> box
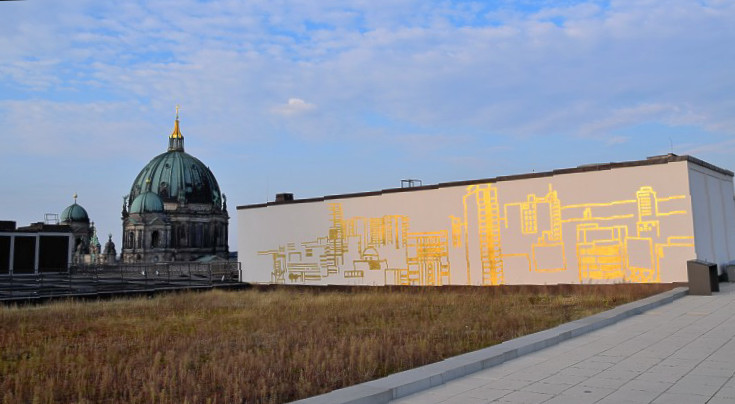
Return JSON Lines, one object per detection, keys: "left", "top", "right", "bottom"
{"left": 401, "top": 179, "right": 422, "bottom": 188}
{"left": 669, "top": 137, "right": 674, "bottom": 154}
{"left": 44, "top": 213, "right": 59, "bottom": 225}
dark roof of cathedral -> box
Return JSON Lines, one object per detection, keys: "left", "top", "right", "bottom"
{"left": 128, "top": 114, "right": 222, "bottom": 208}
{"left": 15, "top": 222, "right": 73, "bottom": 233}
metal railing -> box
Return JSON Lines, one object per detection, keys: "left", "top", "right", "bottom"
{"left": 0, "top": 261, "right": 242, "bottom": 301}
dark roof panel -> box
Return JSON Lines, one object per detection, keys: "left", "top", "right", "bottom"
{"left": 237, "top": 154, "right": 732, "bottom": 210}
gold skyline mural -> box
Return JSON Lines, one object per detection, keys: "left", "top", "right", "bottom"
{"left": 257, "top": 184, "right": 693, "bottom": 285}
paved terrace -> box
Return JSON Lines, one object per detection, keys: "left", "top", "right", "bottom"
{"left": 394, "top": 282, "right": 735, "bottom": 404}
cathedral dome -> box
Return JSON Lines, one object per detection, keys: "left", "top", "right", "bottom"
{"left": 61, "top": 196, "right": 90, "bottom": 223}
{"left": 127, "top": 114, "right": 222, "bottom": 208}
{"left": 121, "top": 109, "right": 229, "bottom": 264}
{"left": 129, "top": 191, "right": 164, "bottom": 214}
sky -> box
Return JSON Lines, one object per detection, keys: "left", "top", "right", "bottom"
{"left": 1, "top": 0, "right": 734, "bottom": 250}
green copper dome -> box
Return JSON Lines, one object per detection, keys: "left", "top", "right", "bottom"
{"left": 61, "top": 202, "right": 89, "bottom": 223}
{"left": 129, "top": 191, "right": 164, "bottom": 214}
{"left": 128, "top": 115, "right": 222, "bottom": 208}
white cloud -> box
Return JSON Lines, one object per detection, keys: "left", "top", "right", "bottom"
{"left": 578, "top": 104, "right": 681, "bottom": 138}
{"left": 3, "top": 0, "right": 734, "bottom": 143}
{"left": 271, "top": 98, "right": 317, "bottom": 116}
{"left": 679, "top": 138, "right": 735, "bottom": 157}
{"left": 606, "top": 136, "right": 630, "bottom": 146}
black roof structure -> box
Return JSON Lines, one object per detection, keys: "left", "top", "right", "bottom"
{"left": 237, "top": 154, "right": 733, "bottom": 210}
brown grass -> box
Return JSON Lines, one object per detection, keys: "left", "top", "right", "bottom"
{"left": 0, "top": 283, "right": 676, "bottom": 403}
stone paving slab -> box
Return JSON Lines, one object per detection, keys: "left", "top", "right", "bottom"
{"left": 293, "top": 286, "right": 689, "bottom": 404}
{"left": 393, "top": 283, "right": 735, "bottom": 403}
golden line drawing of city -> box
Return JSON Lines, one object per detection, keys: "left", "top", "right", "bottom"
{"left": 258, "top": 184, "right": 693, "bottom": 285}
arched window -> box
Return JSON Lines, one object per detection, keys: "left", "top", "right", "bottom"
{"left": 178, "top": 226, "right": 187, "bottom": 247}
{"left": 195, "top": 224, "right": 203, "bottom": 247}
{"left": 127, "top": 232, "right": 135, "bottom": 248}
{"left": 203, "top": 224, "right": 210, "bottom": 247}
{"left": 158, "top": 182, "right": 169, "bottom": 198}
{"left": 151, "top": 231, "right": 160, "bottom": 248}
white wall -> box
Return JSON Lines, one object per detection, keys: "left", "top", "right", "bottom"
{"left": 689, "top": 164, "right": 735, "bottom": 272}
{"left": 239, "top": 160, "right": 704, "bottom": 285}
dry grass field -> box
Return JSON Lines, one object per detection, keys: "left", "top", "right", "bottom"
{"left": 0, "top": 284, "right": 676, "bottom": 403}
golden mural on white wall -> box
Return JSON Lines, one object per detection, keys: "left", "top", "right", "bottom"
{"left": 257, "top": 184, "right": 693, "bottom": 285}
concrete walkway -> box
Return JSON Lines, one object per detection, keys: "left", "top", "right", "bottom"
{"left": 393, "top": 283, "right": 735, "bottom": 404}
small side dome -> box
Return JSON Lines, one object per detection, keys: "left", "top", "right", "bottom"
{"left": 61, "top": 203, "right": 89, "bottom": 223}
{"left": 129, "top": 191, "right": 165, "bottom": 214}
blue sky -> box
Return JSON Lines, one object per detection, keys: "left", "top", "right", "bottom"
{"left": 1, "top": 0, "right": 734, "bottom": 249}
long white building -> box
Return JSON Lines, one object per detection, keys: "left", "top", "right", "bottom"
{"left": 237, "top": 154, "right": 735, "bottom": 286}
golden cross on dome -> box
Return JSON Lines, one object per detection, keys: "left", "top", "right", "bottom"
{"left": 73, "top": 193, "right": 78, "bottom": 203}
{"left": 169, "top": 105, "right": 185, "bottom": 145}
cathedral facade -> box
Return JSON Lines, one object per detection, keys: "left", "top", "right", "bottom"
{"left": 121, "top": 112, "right": 229, "bottom": 263}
